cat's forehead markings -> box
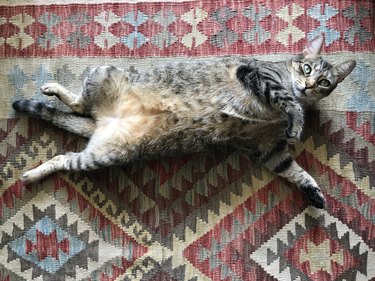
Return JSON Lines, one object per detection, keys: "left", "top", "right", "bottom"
{"left": 314, "top": 64, "right": 322, "bottom": 71}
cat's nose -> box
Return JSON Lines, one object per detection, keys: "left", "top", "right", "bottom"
{"left": 305, "top": 82, "right": 314, "bottom": 89}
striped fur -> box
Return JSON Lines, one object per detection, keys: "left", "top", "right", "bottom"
{"left": 12, "top": 35, "right": 356, "bottom": 209}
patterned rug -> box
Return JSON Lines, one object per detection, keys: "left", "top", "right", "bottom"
{"left": 0, "top": 0, "right": 374, "bottom": 280}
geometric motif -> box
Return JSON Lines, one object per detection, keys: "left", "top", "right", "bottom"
{"left": 6, "top": 13, "right": 35, "bottom": 50}
{"left": 8, "top": 65, "right": 29, "bottom": 101}
{"left": 37, "top": 12, "right": 62, "bottom": 49}
{"left": 7, "top": 64, "right": 53, "bottom": 102}
{"left": 347, "top": 60, "right": 375, "bottom": 111}
{"left": 151, "top": 10, "right": 177, "bottom": 49}
{"left": 8, "top": 216, "right": 90, "bottom": 275}
{"left": 181, "top": 8, "right": 208, "bottom": 49}
{"left": 210, "top": 7, "right": 239, "bottom": 48}
{"left": 0, "top": 190, "right": 147, "bottom": 281}
{"left": 183, "top": 176, "right": 305, "bottom": 281}
{"left": 307, "top": 4, "right": 340, "bottom": 46}
{"left": 251, "top": 209, "right": 375, "bottom": 281}
{"left": 343, "top": 4, "right": 373, "bottom": 45}
{"left": 31, "top": 65, "right": 54, "bottom": 97}
{"left": 121, "top": 10, "right": 148, "bottom": 49}
{"left": 66, "top": 12, "right": 92, "bottom": 49}
{"left": 94, "top": 11, "right": 120, "bottom": 49}
{"left": 275, "top": 4, "right": 305, "bottom": 46}
{"left": 0, "top": 1, "right": 373, "bottom": 57}
{"left": 242, "top": 5, "right": 272, "bottom": 45}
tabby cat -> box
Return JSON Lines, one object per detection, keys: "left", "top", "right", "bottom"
{"left": 13, "top": 35, "right": 356, "bottom": 209}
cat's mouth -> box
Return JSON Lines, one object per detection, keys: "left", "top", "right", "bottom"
{"left": 292, "top": 84, "right": 307, "bottom": 97}
{"left": 293, "top": 86, "right": 319, "bottom": 101}
{"left": 292, "top": 79, "right": 308, "bottom": 95}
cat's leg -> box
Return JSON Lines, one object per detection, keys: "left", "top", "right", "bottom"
{"left": 40, "top": 67, "right": 113, "bottom": 114}
{"left": 259, "top": 140, "right": 325, "bottom": 208}
{"left": 20, "top": 146, "right": 122, "bottom": 183}
{"left": 238, "top": 68, "right": 304, "bottom": 144}
{"left": 12, "top": 99, "right": 95, "bottom": 137}
{"left": 270, "top": 91, "right": 304, "bottom": 145}
{"left": 42, "top": 66, "right": 130, "bottom": 114}
{"left": 41, "top": 82, "right": 86, "bottom": 114}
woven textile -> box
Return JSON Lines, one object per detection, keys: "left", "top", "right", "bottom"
{"left": 0, "top": 0, "right": 374, "bottom": 280}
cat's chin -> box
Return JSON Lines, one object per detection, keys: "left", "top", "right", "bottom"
{"left": 292, "top": 87, "right": 317, "bottom": 106}
{"left": 291, "top": 86, "right": 305, "bottom": 98}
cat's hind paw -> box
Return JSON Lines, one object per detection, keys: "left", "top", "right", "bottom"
{"left": 21, "top": 169, "right": 43, "bottom": 184}
{"left": 41, "top": 82, "right": 64, "bottom": 96}
{"left": 12, "top": 99, "right": 30, "bottom": 113}
{"left": 300, "top": 183, "right": 326, "bottom": 209}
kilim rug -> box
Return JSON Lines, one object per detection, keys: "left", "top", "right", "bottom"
{"left": 0, "top": 0, "right": 374, "bottom": 280}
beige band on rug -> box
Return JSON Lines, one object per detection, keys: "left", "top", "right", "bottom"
{"left": 2, "top": 53, "right": 373, "bottom": 119}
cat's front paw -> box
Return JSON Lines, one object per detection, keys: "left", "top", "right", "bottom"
{"left": 300, "top": 183, "right": 326, "bottom": 209}
{"left": 41, "top": 82, "right": 64, "bottom": 96}
{"left": 286, "top": 129, "right": 302, "bottom": 145}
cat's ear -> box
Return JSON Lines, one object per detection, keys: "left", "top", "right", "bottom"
{"left": 335, "top": 60, "right": 356, "bottom": 82}
{"left": 303, "top": 35, "right": 324, "bottom": 57}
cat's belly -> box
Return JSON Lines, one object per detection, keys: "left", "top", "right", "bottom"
{"left": 96, "top": 116, "right": 154, "bottom": 138}
{"left": 93, "top": 83, "right": 287, "bottom": 151}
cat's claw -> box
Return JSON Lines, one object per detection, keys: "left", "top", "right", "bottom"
{"left": 300, "top": 183, "right": 326, "bottom": 209}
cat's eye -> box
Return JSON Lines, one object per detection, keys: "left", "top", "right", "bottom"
{"left": 303, "top": 64, "right": 312, "bottom": 76}
{"left": 319, "top": 79, "right": 330, "bottom": 87}
{"left": 303, "top": 64, "right": 311, "bottom": 74}
{"left": 303, "top": 64, "right": 312, "bottom": 75}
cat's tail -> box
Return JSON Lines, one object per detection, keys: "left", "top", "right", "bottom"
{"left": 12, "top": 99, "right": 96, "bottom": 138}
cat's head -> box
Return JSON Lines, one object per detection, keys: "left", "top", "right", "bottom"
{"left": 288, "top": 35, "right": 356, "bottom": 103}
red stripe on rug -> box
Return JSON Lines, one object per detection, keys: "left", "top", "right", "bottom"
{"left": 0, "top": 0, "right": 373, "bottom": 58}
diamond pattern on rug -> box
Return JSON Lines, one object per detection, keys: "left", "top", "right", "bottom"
{"left": 343, "top": 4, "right": 373, "bottom": 45}
{"left": 8, "top": 216, "right": 89, "bottom": 274}
{"left": 251, "top": 209, "right": 375, "bottom": 281}
{"left": 0, "top": 188, "right": 147, "bottom": 281}
{"left": 182, "top": 124, "right": 375, "bottom": 281}
{"left": 69, "top": 148, "right": 257, "bottom": 248}
{"left": 183, "top": 177, "right": 308, "bottom": 281}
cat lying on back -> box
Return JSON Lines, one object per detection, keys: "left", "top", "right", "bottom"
{"left": 13, "top": 35, "right": 356, "bottom": 209}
